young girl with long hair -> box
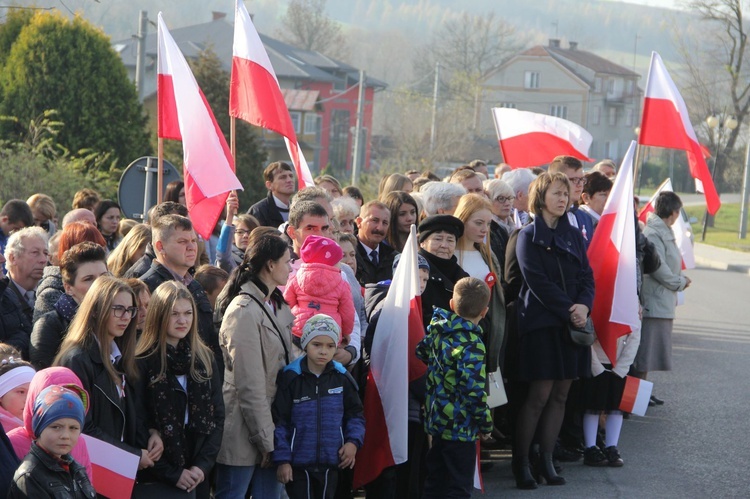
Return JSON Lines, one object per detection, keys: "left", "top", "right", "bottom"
{"left": 382, "top": 191, "right": 418, "bottom": 253}
{"left": 135, "top": 282, "right": 224, "bottom": 498}
{"left": 54, "top": 275, "right": 161, "bottom": 470}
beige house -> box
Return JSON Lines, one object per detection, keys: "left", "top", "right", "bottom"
{"left": 479, "top": 40, "right": 642, "bottom": 164}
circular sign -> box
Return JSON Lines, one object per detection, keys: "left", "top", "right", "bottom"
{"left": 118, "top": 157, "right": 181, "bottom": 221}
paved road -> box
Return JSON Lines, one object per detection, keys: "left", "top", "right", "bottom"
{"left": 480, "top": 266, "right": 750, "bottom": 497}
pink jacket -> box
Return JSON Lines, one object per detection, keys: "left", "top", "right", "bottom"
{"left": 284, "top": 262, "right": 354, "bottom": 340}
{"left": 7, "top": 367, "right": 93, "bottom": 478}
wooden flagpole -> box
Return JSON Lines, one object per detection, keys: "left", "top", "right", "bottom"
{"left": 157, "top": 138, "right": 164, "bottom": 204}
{"left": 230, "top": 116, "right": 236, "bottom": 163}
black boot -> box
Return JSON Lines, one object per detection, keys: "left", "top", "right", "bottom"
{"left": 539, "top": 452, "right": 566, "bottom": 486}
{"left": 511, "top": 457, "right": 538, "bottom": 490}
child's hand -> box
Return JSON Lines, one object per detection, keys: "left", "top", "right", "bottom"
{"left": 338, "top": 442, "right": 357, "bottom": 469}
{"left": 138, "top": 449, "right": 154, "bottom": 470}
{"left": 277, "top": 463, "right": 293, "bottom": 483}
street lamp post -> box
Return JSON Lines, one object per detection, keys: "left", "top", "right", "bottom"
{"left": 702, "top": 113, "right": 738, "bottom": 241}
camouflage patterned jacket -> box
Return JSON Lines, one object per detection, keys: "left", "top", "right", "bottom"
{"left": 416, "top": 307, "right": 493, "bottom": 442}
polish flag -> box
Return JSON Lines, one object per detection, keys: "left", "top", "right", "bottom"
{"left": 638, "top": 178, "right": 696, "bottom": 269}
{"left": 81, "top": 435, "right": 139, "bottom": 499}
{"left": 492, "top": 108, "right": 593, "bottom": 168}
{"left": 230, "top": 0, "right": 314, "bottom": 188}
{"left": 619, "top": 376, "right": 654, "bottom": 417}
{"left": 587, "top": 140, "right": 640, "bottom": 366}
{"left": 157, "top": 13, "right": 242, "bottom": 239}
{"left": 638, "top": 52, "right": 721, "bottom": 215}
{"left": 353, "top": 225, "right": 425, "bottom": 489}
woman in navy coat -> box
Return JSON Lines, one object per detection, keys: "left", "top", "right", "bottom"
{"left": 512, "top": 172, "right": 595, "bottom": 489}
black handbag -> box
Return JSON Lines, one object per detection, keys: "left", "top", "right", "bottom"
{"left": 555, "top": 255, "right": 596, "bottom": 347}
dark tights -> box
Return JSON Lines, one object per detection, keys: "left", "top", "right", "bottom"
{"left": 515, "top": 379, "right": 573, "bottom": 459}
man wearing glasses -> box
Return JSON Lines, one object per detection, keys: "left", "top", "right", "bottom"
{"left": 549, "top": 155, "right": 595, "bottom": 248}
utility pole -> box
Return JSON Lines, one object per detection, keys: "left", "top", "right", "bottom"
{"left": 430, "top": 62, "right": 440, "bottom": 154}
{"left": 350, "top": 69, "right": 366, "bottom": 187}
{"left": 134, "top": 11, "right": 148, "bottom": 102}
{"left": 739, "top": 142, "right": 750, "bottom": 239}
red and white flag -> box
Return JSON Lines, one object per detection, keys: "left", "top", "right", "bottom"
{"left": 492, "top": 108, "right": 593, "bottom": 168}
{"left": 638, "top": 51, "right": 721, "bottom": 215}
{"left": 231, "top": 0, "right": 314, "bottom": 189}
{"left": 619, "top": 376, "right": 654, "bottom": 417}
{"left": 587, "top": 140, "right": 640, "bottom": 366}
{"left": 638, "top": 178, "right": 696, "bottom": 269}
{"left": 157, "top": 13, "right": 242, "bottom": 239}
{"left": 353, "top": 225, "right": 425, "bottom": 489}
{"left": 81, "top": 435, "right": 139, "bottom": 499}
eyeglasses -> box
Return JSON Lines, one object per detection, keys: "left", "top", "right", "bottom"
{"left": 235, "top": 229, "right": 251, "bottom": 236}
{"left": 495, "top": 196, "right": 514, "bottom": 203}
{"left": 111, "top": 306, "right": 138, "bottom": 319}
{"left": 567, "top": 177, "right": 587, "bottom": 186}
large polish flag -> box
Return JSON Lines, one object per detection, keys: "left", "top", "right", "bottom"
{"left": 587, "top": 140, "right": 640, "bottom": 366}
{"left": 638, "top": 178, "right": 696, "bottom": 269}
{"left": 81, "top": 435, "right": 139, "bottom": 499}
{"left": 492, "top": 108, "right": 593, "bottom": 168}
{"left": 353, "top": 225, "right": 425, "bottom": 489}
{"left": 157, "top": 13, "right": 242, "bottom": 239}
{"left": 231, "top": 0, "right": 314, "bottom": 189}
{"left": 638, "top": 51, "right": 721, "bottom": 215}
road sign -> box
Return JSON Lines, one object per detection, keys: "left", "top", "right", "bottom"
{"left": 118, "top": 157, "right": 181, "bottom": 221}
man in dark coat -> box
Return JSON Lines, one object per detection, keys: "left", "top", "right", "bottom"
{"left": 5, "top": 227, "right": 47, "bottom": 331}
{"left": 124, "top": 201, "right": 188, "bottom": 278}
{"left": 139, "top": 215, "right": 222, "bottom": 378}
{"left": 355, "top": 201, "right": 396, "bottom": 286}
{"left": 249, "top": 161, "right": 296, "bottom": 228}
{"left": 0, "top": 250, "right": 31, "bottom": 357}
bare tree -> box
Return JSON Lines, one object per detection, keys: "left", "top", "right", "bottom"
{"left": 277, "top": 0, "right": 349, "bottom": 60}
{"left": 679, "top": 0, "right": 750, "bottom": 188}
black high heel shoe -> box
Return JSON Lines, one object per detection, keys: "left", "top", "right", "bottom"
{"left": 512, "top": 457, "right": 538, "bottom": 490}
{"left": 538, "top": 452, "right": 566, "bottom": 486}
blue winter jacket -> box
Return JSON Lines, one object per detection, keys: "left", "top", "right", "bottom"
{"left": 272, "top": 356, "right": 365, "bottom": 469}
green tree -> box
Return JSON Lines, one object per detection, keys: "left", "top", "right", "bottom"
{"left": 163, "top": 48, "right": 267, "bottom": 210}
{"left": 0, "top": 11, "right": 151, "bottom": 172}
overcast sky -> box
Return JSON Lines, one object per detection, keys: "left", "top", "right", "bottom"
{"left": 614, "top": 0, "right": 682, "bottom": 8}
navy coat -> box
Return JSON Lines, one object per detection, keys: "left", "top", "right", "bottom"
{"left": 516, "top": 214, "right": 595, "bottom": 334}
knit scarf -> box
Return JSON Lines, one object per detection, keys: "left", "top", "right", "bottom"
{"left": 53, "top": 293, "right": 78, "bottom": 323}
{"left": 146, "top": 340, "right": 215, "bottom": 468}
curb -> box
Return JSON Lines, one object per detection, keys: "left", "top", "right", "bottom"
{"left": 694, "top": 256, "right": 750, "bottom": 276}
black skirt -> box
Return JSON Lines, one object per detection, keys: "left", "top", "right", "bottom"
{"left": 517, "top": 326, "right": 591, "bottom": 381}
{"left": 580, "top": 368, "right": 627, "bottom": 412}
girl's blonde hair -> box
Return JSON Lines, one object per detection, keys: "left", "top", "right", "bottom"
{"left": 136, "top": 281, "right": 213, "bottom": 383}
{"left": 107, "top": 224, "right": 151, "bottom": 277}
{"left": 453, "top": 193, "right": 497, "bottom": 276}
{"left": 54, "top": 276, "right": 139, "bottom": 384}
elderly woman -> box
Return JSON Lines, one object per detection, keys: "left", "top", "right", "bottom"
{"left": 484, "top": 179, "right": 515, "bottom": 278}
{"left": 418, "top": 215, "right": 469, "bottom": 328}
{"left": 513, "top": 172, "right": 594, "bottom": 489}
{"left": 632, "top": 192, "right": 691, "bottom": 403}
{"left": 331, "top": 196, "right": 360, "bottom": 235}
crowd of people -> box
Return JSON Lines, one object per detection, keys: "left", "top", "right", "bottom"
{"left": 0, "top": 156, "right": 690, "bottom": 498}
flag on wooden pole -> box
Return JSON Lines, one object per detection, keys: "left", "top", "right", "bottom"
{"left": 81, "top": 435, "right": 139, "bottom": 499}
{"left": 230, "top": 0, "right": 314, "bottom": 188}
{"left": 157, "top": 13, "right": 242, "bottom": 238}
{"left": 619, "top": 376, "right": 653, "bottom": 416}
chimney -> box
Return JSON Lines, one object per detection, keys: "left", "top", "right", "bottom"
{"left": 212, "top": 11, "right": 227, "bottom": 21}
{"left": 569, "top": 41, "right": 578, "bottom": 50}
{"left": 548, "top": 39, "right": 561, "bottom": 48}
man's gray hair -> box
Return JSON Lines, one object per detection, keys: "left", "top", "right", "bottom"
{"left": 291, "top": 186, "right": 331, "bottom": 208}
{"left": 4, "top": 226, "right": 48, "bottom": 261}
{"left": 503, "top": 169, "right": 537, "bottom": 197}
{"left": 420, "top": 182, "right": 467, "bottom": 216}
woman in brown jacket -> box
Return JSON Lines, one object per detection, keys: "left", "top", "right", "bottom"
{"left": 214, "top": 234, "right": 294, "bottom": 499}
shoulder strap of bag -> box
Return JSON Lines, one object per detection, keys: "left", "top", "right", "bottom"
{"left": 554, "top": 253, "right": 567, "bottom": 293}
{"left": 239, "top": 292, "right": 290, "bottom": 364}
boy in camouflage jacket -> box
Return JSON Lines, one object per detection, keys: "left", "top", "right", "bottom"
{"left": 416, "top": 277, "right": 494, "bottom": 499}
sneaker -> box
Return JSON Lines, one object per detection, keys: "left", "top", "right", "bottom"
{"left": 604, "top": 446, "right": 624, "bottom": 467}
{"left": 583, "top": 446, "right": 608, "bottom": 467}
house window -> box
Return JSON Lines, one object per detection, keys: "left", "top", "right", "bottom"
{"left": 604, "top": 140, "right": 618, "bottom": 159}
{"left": 608, "top": 107, "right": 617, "bottom": 126}
{"left": 304, "top": 113, "right": 319, "bottom": 135}
{"left": 626, "top": 80, "right": 634, "bottom": 95}
{"left": 594, "top": 77, "right": 602, "bottom": 93}
{"left": 592, "top": 106, "right": 601, "bottom": 126}
{"left": 608, "top": 79, "right": 615, "bottom": 94}
{"left": 499, "top": 102, "right": 516, "bottom": 109}
{"left": 290, "top": 112, "right": 302, "bottom": 134}
{"left": 524, "top": 71, "right": 540, "bottom": 89}
{"left": 625, "top": 108, "right": 634, "bottom": 127}
{"left": 550, "top": 105, "right": 567, "bottom": 119}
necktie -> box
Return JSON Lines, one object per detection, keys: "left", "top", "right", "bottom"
{"left": 370, "top": 251, "right": 379, "bottom": 266}
{"left": 25, "top": 291, "right": 35, "bottom": 309}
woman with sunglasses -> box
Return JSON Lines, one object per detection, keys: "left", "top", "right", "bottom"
{"left": 54, "top": 275, "right": 161, "bottom": 471}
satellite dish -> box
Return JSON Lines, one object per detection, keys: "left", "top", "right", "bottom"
{"left": 118, "top": 157, "right": 181, "bottom": 221}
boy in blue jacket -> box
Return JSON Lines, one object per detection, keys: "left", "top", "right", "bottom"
{"left": 416, "top": 277, "right": 493, "bottom": 499}
{"left": 273, "top": 314, "right": 365, "bottom": 499}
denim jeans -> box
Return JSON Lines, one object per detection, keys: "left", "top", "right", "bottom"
{"left": 214, "top": 463, "right": 283, "bottom": 499}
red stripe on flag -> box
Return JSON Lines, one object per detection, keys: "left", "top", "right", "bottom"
{"left": 352, "top": 373, "right": 396, "bottom": 489}
{"left": 157, "top": 74, "right": 181, "bottom": 140}
{"left": 408, "top": 296, "right": 426, "bottom": 381}
{"left": 91, "top": 463, "right": 136, "bottom": 499}
{"left": 499, "top": 132, "right": 593, "bottom": 168}
{"left": 619, "top": 376, "right": 640, "bottom": 414}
